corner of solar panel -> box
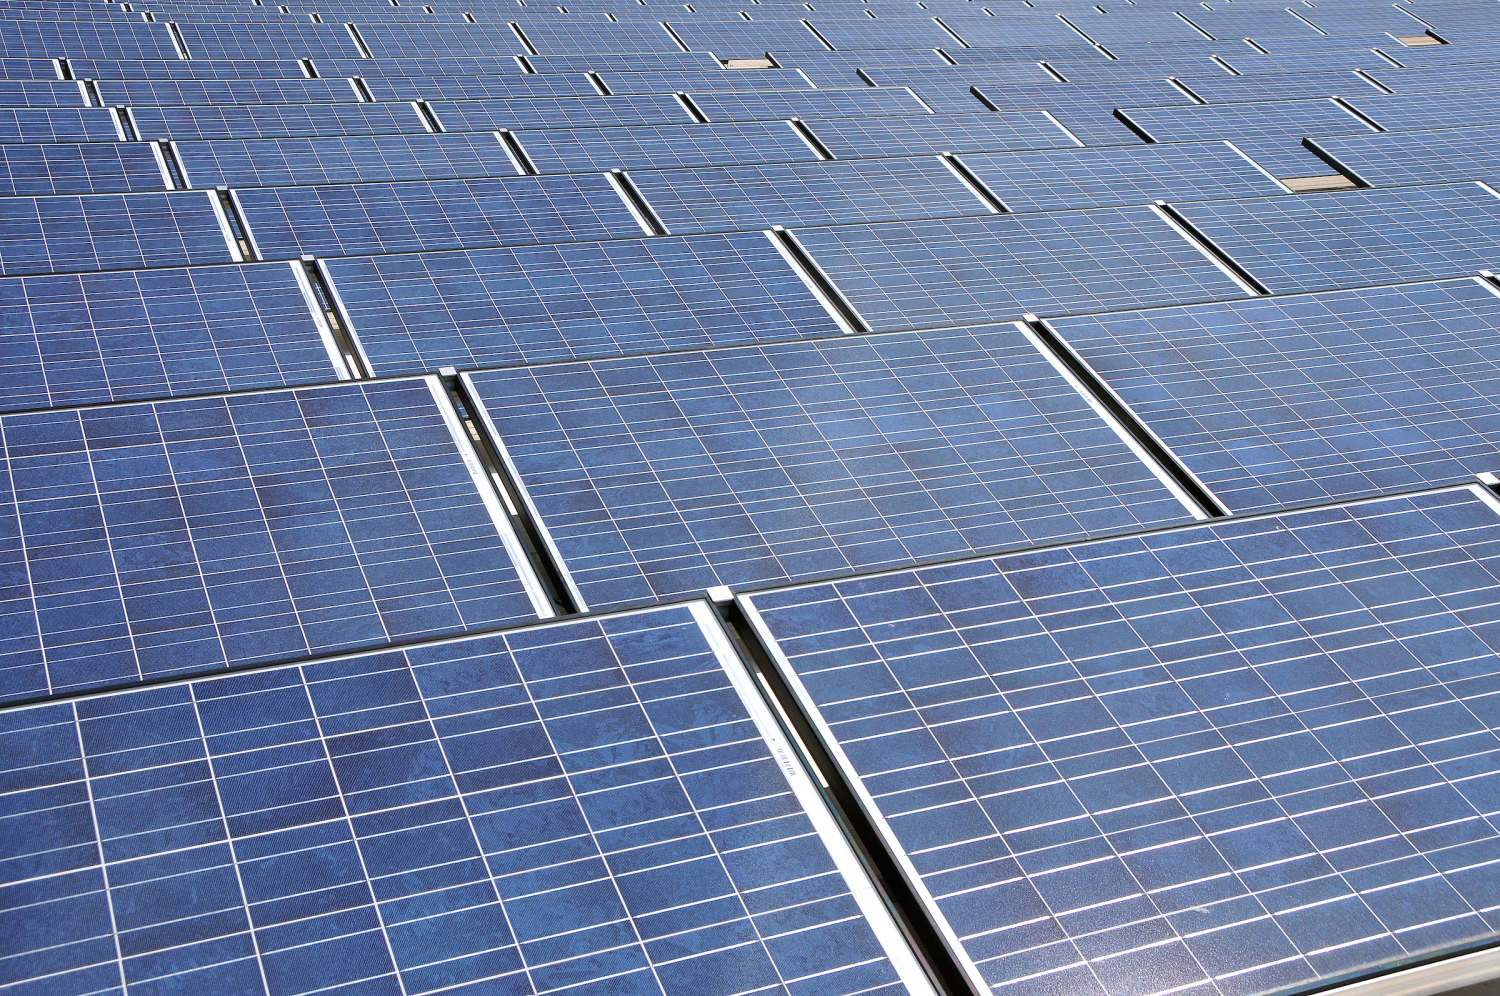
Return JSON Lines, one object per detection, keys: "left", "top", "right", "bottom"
{"left": 5, "top": 0, "right": 1500, "bottom": 994}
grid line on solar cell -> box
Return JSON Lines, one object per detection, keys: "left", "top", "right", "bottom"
{"left": 744, "top": 484, "right": 1500, "bottom": 996}
{"left": 957, "top": 143, "right": 1286, "bottom": 213}
{"left": 0, "top": 377, "right": 539, "bottom": 703}
{"left": 1048, "top": 278, "right": 1500, "bottom": 514}
{"left": 170, "top": 132, "right": 521, "bottom": 188}
{"left": 788, "top": 208, "right": 1251, "bottom": 333}
{"left": 0, "top": 141, "right": 165, "bottom": 197}
{"left": 467, "top": 324, "right": 1191, "bottom": 612}
{"left": 322, "top": 232, "right": 844, "bottom": 373}
{"left": 626, "top": 157, "right": 993, "bottom": 234}
{"left": 510, "top": 120, "right": 823, "bottom": 173}
{"left": 1172, "top": 183, "right": 1500, "bottom": 295}
{"left": 0, "top": 190, "right": 233, "bottom": 277}
{"left": 0, "top": 604, "right": 924, "bottom": 996}
{"left": 233, "top": 174, "right": 642, "bottom": 259}
{"left": 0, "top": 262, "right": 338, "bottom": 413}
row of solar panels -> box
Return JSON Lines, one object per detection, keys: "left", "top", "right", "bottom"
{"left": 8, "top": 479, "right": 1500, "bottom": 996}
{"left": 6, "top": 265, "right": 1500, "bottom": 704}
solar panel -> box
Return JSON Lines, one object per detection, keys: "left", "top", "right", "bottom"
{"left": 625, "top": 158, "right": 992, "bottom": 234}
{"left": 934, "top": 15, "right": 1099, "bottom": 48}
{"left": 128, "top": 102, "right": 431, "bottom": 141}
{"left": 0, "top": 190, "right": 234, "bottom": 277}
{"left": 958, "top": 143, "right": 1286, "bottom": 213}
{"left": 661, "top": 19, "right": 833, "bottom": 55}
{"left": 1306, "top": 125, "right": 1500, "bottom": 188}
{"left": 0, "top": 141, "right": 164, "bottom": 196}
{"left": 1177, "top": 8, "right": 1327, "bottom": 39}
{"left": 0, "top": 106, "right": 121, "bottom": 142}
{"left": 171, "top": 22, "right": 364, "bottom": 60}
{"left": 94, "top": 77, "right": 362, "bottom": 106}
{"left": 969, "top": 79, "right": 1198, "bottom": 145}
{"left": 509, "top": 120, "right": 822, "bottom": 173}
{"left": 171, "top": 132, "right": 521, "bottom": 188}
{"left": 1343, "top": 89, "right": 1500, "bottom": 133}
{"left": 1171, "top": 71, "right": 1384, "bottom": 104}
{"left": 768, "top": 49, "right": 953, "bottom": 88}
{"left": 526, "top": 50, "right": 724, "bottom": 73}
{"left": 321, "top": 233, "right": 844, "bottom": 372}
{"left": 799, "top": 112, "right": 1081, "bottom": 159}
{"left": 0, "top": 261, "right": 338, "bottom": 412}
{"left": 316, "top": 54, "right": 533, "bottom": 78}
{"left": 1037, "top": 55, "right": 1227, "bottom": 82}
{"left": 0, "top": 20, "right": 180, "bottom": 60}
{"left": 424, "top": 93, "right": 694, "bottom": 132}
{"left": 0, "top": 602, "right": 931, "bottom": 996}
{"left": 357, "top": 72, "right": 599, "bottom": 101}
{"left": 1364, "top": 63, "right": 1500, "bottom": 94}
{"left": 1217, "top": 50, "right": 1397, "bottom": 74}
{"left": 0, "top": 377, "right": 546, "bottom": 702}
{"left": 1171, "top": 183, "right": 1500, "bottom": 295}
{"left": 507, "top": 20, "right": 686, "bottom": 55}
{"left": 1115, "top": 99, "right": 1375, "bottom": 178}
{"left": 1047, "top": 277, "right": 1500, "bottom": 513}
{"left": 232, "top": 175, "right": 643, "bottom": 259}
{"left": 740, "top": 483, "right": 1500, "bottom": 996}
{"left": 594, "top": 68, "right": 814, "bottom": 94}
{"left": 0, "top": 79, "right": 86, "bottom": 107}
{"left": 853, "top": 66, "right": 1048, "bottom": 114}
{"left": 802, "top": 17, "right": 956, "bottom": 50}
{"left": 1054, "top": 11, "right": 1212, "bottom": 45}
{"left": 55, "top": 57, "right": 312, "bottom": 80}
{"left": 788, "top": 207, "right": 1251, "bottom": 332}
{"left": 465, "top": 324, "right": 1193, "bottom": 611}
{"left": 688, "top": 87, "right": 932, "bottom": 122}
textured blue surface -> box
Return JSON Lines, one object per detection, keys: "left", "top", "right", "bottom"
{"left": 745, "top": 486, "right": 1500, "bottom": 996}
{"left": 0, "top": 378, "right": 540, "bottom": 701}
{"left": 468, "top": 325, "right": 1191, "bottom": 611}
{"left": 0, "top": 605, "right": 915, "bottom": 996}
{"left": 0, "top": 191, "right": 233, "bottom": 276}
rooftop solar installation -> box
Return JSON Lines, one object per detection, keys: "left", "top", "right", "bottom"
{"left": 8, "top": 0, "right": 1500, "bottom": 992}
{"left": 465, "top": 325, "right": 1194, "bottom": 611}
{"left": 740, "top": 484, "right": 1500, "bottom": 996}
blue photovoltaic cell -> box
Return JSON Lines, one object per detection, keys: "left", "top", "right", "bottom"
{"left": 1177, "top": 8, "right": 1327, "bottom": 38}
{"left": 1303, "top": 6, "right": 1437, "bottom": 36}
{"left": 0, "top": 604, "right": 920, "bottom": 996}
{"left": 0, "top": 106, "right": 120, "bottom": 143}
{"left": 469, "top": 325, "right": 1190, "bottom": 611}
{"left": 171, "top": 132, "right": 522, "bottom": 188}
{"left": 0, "top": 141, "right": 164, "bottom": 197}
{"left": 128, "top": 101, "right": 431, "bottom": 141}
{"left": 688, "top": 87, "right": 931, "bottom": 122}
{"left": 801, "top": 113, "right": 1080, "bottom": 159}
{"left": 1048, "top": 278, "right": 1500, "bottom": 513}
{"left": 627, "top": 158, "right": 990, "bottom": 234}
{"left": 1054, "top": 11, "right": 1211, "bottom": 45}
{"left": 958, "top": 143, "right": 1285, "bottom": 213}
{"left": 1218, "top": 50, "right": 1397, "bottom": 75}
{"left": 743, "top": 485, "right": 1500, "bottom": 996}
{"left": 0, "top": 191, "right": 233, "bottom": 277}
{"left": 1173, "top": 71, "right": 1385, "bottom": 104}
{"left": 1343, "top": 89, "right": 1500, "bottom": 133}
{"left": 1172, "top": 183, "right": 1500, "bottom": 295}
{"left": 323, "top": 233, "right": 843, "bottom": 372}
{"left": 970, "top": 79, "right": 1198, "bottom": 145}
{"left": 524, "top": 50, "right": 724, "bottom": 73}
{"left": 61, "top": 57, "right": 312, "bottom": 80}
{"left": 0, "top": 262, "right": 337, "bottom": 412}
{"left": 510, "top": 120, "right": 823, "bottom": 173}
{"left": 1116, "top": 99, "right": 1374, "bottom": 178}
{"left": 425, "top": 93, "right": 694, "bottom": 131}
{"left": 1366, "top": 63, "right": 1500, "bottom": 94}
{"left": 772, "top": 50, "right": 954, "bottom": 88}
{"left": 0, "top": 56, "right": 67, "bottom": 80}
{"left": 357, "top": 72, "right": 600, "bottom": 101}
{"left": 1038, "top": 55, "right": 1226, "bottom": 82}
{"left": 803, "top": 17, "right": 956, "bottom": 50}
{"left": 234, "top": 175, "right": 642, "bottom": 259}
{"left": 662, "top": 20, "right": 832, "bottom": 55}
{"left": 316, "top": 54, "right": 535, "bottom": 77}
{"left": 789, "top": 207, "right": 1249, "bottom": 332}
{"left": 0, "top": 377, "right": 540, "bottom": 702}
{"left": 935, "top": 15, "right": 1096, "bottom": 47}
{"left": 1306, "top": 126, "right": 1500, "bottom": 188}
{"left": 0, "top": 19, "right": 180, "bottom": 60}
{"left": 172, "top": 22, "right": 364, "bottom": 60}
{"left": 507, "top": 20, "right": 686, "bottom": 55}
{"left": 94, "top": 77, "right": 360, "bottom": 106}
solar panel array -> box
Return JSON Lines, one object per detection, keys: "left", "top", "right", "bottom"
{"left": 7, "top": 0, "right": 1500, "bottom": 992}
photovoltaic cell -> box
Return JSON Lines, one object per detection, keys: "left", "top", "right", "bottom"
{"left": 0, "top": 190, "right": 233, "bottom": 277}
{"left": 0, "top": 377, "right": 545, "bottom": 702}
{"left": 596, "top": 68, "right": 815, "bottom": 93}
{"left": 510, "top": 120, "right": 822, "bottom": 173}
{"left": 322, "top": 233, "right": 844, "bottom": 372}
{"left": 357, "top": 72, "right": 600, "bottom": 102}
{"left": 468, "top": 325, "right": 1190, "bottom": 611}
{"left": 0, "top": 19, "right": 180, "bottom": 60}
{"left": 743, "top": 484, "right": 1500, "bottom": 996}
{"left": 0, "top": 141, "right": 164, "bottom": 197}
{"left": 1048, "top": 278, "right": 1500, "bottom": 513}
{"left": 128, "top": 102, "right": 431, "bottom": 141}
{"left": 59, "top": 57, "right": 312, "bottom": 80}
{"left": 689, "top": 87, "right": 932, "bottom": 122}
{"left": 507, "top": 20, "right": 685, "bottom": 55}
{"left": 801, "top": 113, "right": 1080, "bottom": 160}
{"left": 1172, "top": 71, "right": 1385, "bottom": 104}
{"left": 233, "top": 175, "right": 642, "bottom": 259}
{"left": 524, "top": 50, "right": 723, "bottom": 73}
{"left": 789, "top": 207, "right": 1250, "bottom": 332}
{"left": 0, "top": 79, "right": 86, "bottom": 107}
{"left": 0, "top": 603, "right": 927, "bottom": 996}
{"left": 1172, "top": 183, "right": 1500, "bottom": 295}
{"left": 171, "top": 132, "right": 521, "bottom": 188}
{"left": 627, "top": 157, "right": 990, "bottom": 234}
{"left": 958, "top": 143, "right": 1286, "bottom": 213}
{"left": 172, "top": 21, "right": 365, "bottom": 60}
{"left": 804, "top": 17, "right": 956, "bottom": 50}
{"left": 1343, "top": 89, "right": 1500, "bottom": 133}
{"left": 1116, "top": 99, "right": 1374, "bottom": 178}
{"left": 662, "top": 19, "right": 832, "bottom": 55}
{"left": 0, "top": 262, "right": 338, "bottom": 412}
{"left": 0, "top": 106, "right": 121, "bottom": 143}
